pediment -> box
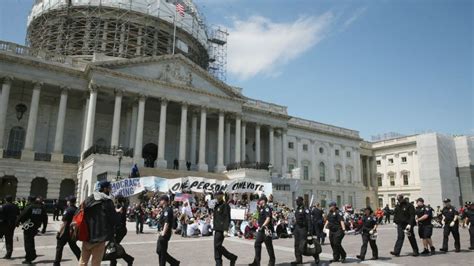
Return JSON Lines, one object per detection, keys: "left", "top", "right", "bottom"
{"left": 91, "top": 55, "right": 241, "bottom": 99}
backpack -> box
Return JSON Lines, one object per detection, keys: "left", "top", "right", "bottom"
{"left": 70, "top": 202, "right": 89, "bottom": 241}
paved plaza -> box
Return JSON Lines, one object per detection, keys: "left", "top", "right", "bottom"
{"left": 0, "top": 216, "right": 472, "bottom": 266}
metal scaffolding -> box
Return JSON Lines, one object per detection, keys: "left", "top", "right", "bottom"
{"left": 208, "top": 26, "right": 228, "bottom": 82}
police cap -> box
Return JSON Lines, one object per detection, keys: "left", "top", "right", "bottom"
{"left": 443, "top": 198, "right": 451, "bottom": 203}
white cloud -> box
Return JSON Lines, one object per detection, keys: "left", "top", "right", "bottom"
{"left": 226, "top": 13, "right": 334, "bottom": 80}
{"left": 343, "top": 7, "right": 367, "bottom": 28}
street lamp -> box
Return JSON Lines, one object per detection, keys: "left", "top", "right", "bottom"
{"left": 116, "top": 145, "right": 123, "bottom": 180}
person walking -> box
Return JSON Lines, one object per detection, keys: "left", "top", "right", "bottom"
{"left": 324, "top": 201, "right": 346, "bottom": 263}
{"left": 54, "top": 196, "right": 81, "bottom": 266}
{"left": 213, "top": 191, "right": 237, "bottom": 266}
{"left": 439, "top": 198, "right": 460, "bottom": 252}
{"left": 311, "top": 203, "right": 325, "bottom": 245}
{"left": 291, "top": 196, "right": 320, "bottom": 265}
{"left": 0, "top": 195, "right": 19, "bottom": 260}
{"left": 415, "top": 198, "right": 435, "bottom": 255}
{"left": 79, "top": 181, "right": 117, "bottom": 266}
{"left": 156, "top": 195, "right": 180, "bottom": 266}
{"left": 250, "top": 195, "right": 276, "bottom": 266}
{"left": 383, "top": 204, "right": 392, "bottom": 224}
{"left": 391, "top": 194, "right": 419, "bottom": 257}
{"left": 356, "top": 207, "right": 378, "bottom": 261}
{"left": 110, "top": 195, "right": 134, "bottom": 266}
{"left": 462, "top": 201, "right": 474, "bottom": 250}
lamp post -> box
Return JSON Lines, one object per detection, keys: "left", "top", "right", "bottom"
{"left": 116, "top": 145, "right": 123, "bottom": 180}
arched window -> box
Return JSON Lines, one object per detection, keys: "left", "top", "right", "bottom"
{"left": 30, "top": 177, "right": 48, "bottom": 199}
{"left": 95, "top": 138, "right": 107, "bottom": 147}
{"left": 59, "top": 179, "right": 76, "bottom": 200}
{"left": 319, "top": 162, "right": 326, "bottom": 181}
{"left": 7, "top": 126, "right": 25, "bottom": 151}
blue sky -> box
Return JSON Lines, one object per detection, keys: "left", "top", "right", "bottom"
{"left": 0, "top": 0, "right": 472, "bottom": 140}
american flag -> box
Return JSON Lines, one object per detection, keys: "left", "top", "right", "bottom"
{"left": 176, "top": 2, "right": 185, "bottom": 17}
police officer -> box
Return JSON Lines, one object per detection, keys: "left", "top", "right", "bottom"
{"left": 53, "top": 196, "right": 81, "bottom": 266}
{"left": 0, "top": 195, "right": 19, "bottom": 259}
{"left": 356, "top": 207, "right": 378, "bottom": 261}
{"left": 462, "top": 201, "right": 474, "bottom": 250}
{"left": 291, "top": 196, "right": 319, "bottom": 265}
{"left": 415, "top": 198, "right": 435, "bottom": 255}
{"left": 324, "top": 201, "right": 346, "bottom": 263}
{"left": 311, "top": 203, "right": 325, "bottom": 245}
{"left": 16, "top": 195, "right": 48, "bottom": 264}
{"left": 156, "top": 195, "right": 180, "bottom": 266}
{"left": 250, "top": 194, "right": 276, "bottom": 266}
{"left": 213, "top": 191, "right": 238, "bottom": 266}
{"left": 391, "top": 194, "right": 419, "bottom": 257}
{"left": 439, "top": 198, "right": 460, "bottom": 252}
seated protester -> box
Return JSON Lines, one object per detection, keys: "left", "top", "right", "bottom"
{"left": 186, "top": 218, "right": 200, "bottom": 237}
{"left": 201, "top": 218, "right": 213, "bottom": 237}
{"left": 244, "top": 219, "right": 258, "bottom": 240}
{"left": 276, "top": 219, "right": 289, "bottom": 238}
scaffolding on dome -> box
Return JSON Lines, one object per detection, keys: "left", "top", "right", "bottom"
{"left": 25, "top": 0, "right": 228, "bottom": 80}
{"left": 208, "top": 26, "right": 228, "bottom": 81}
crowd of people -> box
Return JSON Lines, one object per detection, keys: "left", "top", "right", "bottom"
{"left": 0, "top": 185, "right": 473, "bottom": 265}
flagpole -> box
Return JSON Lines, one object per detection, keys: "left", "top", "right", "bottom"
{"left": 172, "top": 8, "right": 177, "bottom": 55}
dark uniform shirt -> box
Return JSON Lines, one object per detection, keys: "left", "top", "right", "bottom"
{"left": 415, "top": 205, "right": 432, "bottom": 226}
{"left": 463, "top": 208, "right": 474, "bottom": 225}
{"left": 17, "top": 203, "right": 48, "bottom": 231}
{"left": 116, "top": 203, "right": 127, "bottom": 228}
{"left": 295, "top": 205, "right": 311, "bottom": 229}
{"left": 311, "top": 208, "right": 323, "bottom": 224}
{"left": 258, "top": 204, "right": 273, "bottom": 230}
{"left": 360, "top": 215, "right": 377, "bottom": 233}
{"left": 213, "top": 201, "right": 230, "bottom": 232}
{"left": 393, "top": 200, "right": 416, "bottom": 226}
{"left": 327, "top": 210, "right": 343, "bottom": 232}
{"left": 159, "top": 206, "right": 174, "bottom": 237}
{"left": 1, "top": 202, "right": 20, "bottom": 227}
{"left": 441, "top": 206, "right": 459, "bottom": 224}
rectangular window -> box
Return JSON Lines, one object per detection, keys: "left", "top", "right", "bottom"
{"left": 346, "top": 151, "right": 351, "bottom": 158}
{"left": 377, "top": 176, "right": 382, "bottom": 187}
{"left": 288, "top": 142, "right": 294, "bottom": 149}
{"left": 321, "top": 199, "right": 327, "bottom": 208}
{"left": 403, "top": 174, "right": 409, "bottom": 185}
{"left": 348, "top": 196, "right": 353, "bottom": 206}
{"left": 303, "top": 166, "right": 309, "bottom": 180}
{"left": 390, "top": 175, "right": 395, "bottom": 186}
{"left": 303, "top": 144, "right": 308, "bottom": 151}
{"left": 388, "top": 158, "right": 394, "bottom": 164}
{"left": 401, "top": 157, "right": 407, "bottom": 163}
{"left": 378, "top": 198, "right": 384, "bottom": 207}
{"left": 347, "top": 170, "right": 352, "bottom": 183}
{"left": 288, "top": 164, "right": 295, "bottom": 173}
{"left": 376, "top": 160, "right": 381, "bottom": 166}
{"left": 336, "top": 169, "right": 341, "bottom": 183}
{"left": 336, "top": 195, "right": 342, "bottom": 207}
{"left": 335, "top": 149, "right": 340, "bottom": 156}
{"left": 390, "top": 198, "right": 396, "bottom": 208}
{"left": 276, "top": 184, "right": 290, "bottom": 191}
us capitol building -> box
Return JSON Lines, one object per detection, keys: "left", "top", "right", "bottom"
{"left": 0, "top": 0, "right": 472, "bottom": 208}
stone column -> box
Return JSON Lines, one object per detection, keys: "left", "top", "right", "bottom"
{"left": 197, "top": 107, "right": 208, "bottom": 172}
{"left": 52, "top": 87, "right": 68, "bottom": 162}
{"left": 295, "top": 137, "right": 301, "bottom": 168}
{"left": 366, "top": 157, "right": 371, "bottom": 188}
{"left": 156, "top": 99, "right": 168, "bottom": 168}
{"left": 129, "top": 103, "right": 138, "bottom": 149}
{"left": 235, "top": 116, "right": 241, "bottom": 163}
{"left": 22, "top": 82, "right": 42, "bottom": 160}
{"left": 0, "top": 76, "right": 12, "bottom": 155}
{"left": 255, "top": 124, "right": 261, "bottom": 162}
{"left": 80, "top": 97, "right": 90, "bottom": 152}
{"left": 82, "top": 85, "right": 97, "bottom": 153}
{"left": 190, "top": 112, "right": 198, "bottom": 166}
{"left": 133, "top": 95, "right": 146, "bottom": 165}
{"left": 215, "top": 111, "right": 225, "bottom": 172}
{"left": 110, "top": 90, "right": 123, "bottom": 149}
{"left": 310, "top": 140, "right": 316, "bottom": 181}
{"left": 281, "top": 130, "right": 288, "bottom": 174}
{"left": 225, "top": 120, "right": 231, "bottom": 164}
{"left": 268, "top": 126, "right": 274, "bottom": 166}
{"left": 178, "top": 103, "right": 188, "bottom": 170}
{"left": 241, "top": 122, "right": 246, "bottom": 162}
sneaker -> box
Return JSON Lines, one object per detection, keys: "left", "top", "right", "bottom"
{"left": 371, "top": 256, "right": 378, "bottom": 260}
{"left": 439, "top": 248, "right": 448, "bottom": 252}
{"left": 356, "top": 255, "right": 364, "bottom": 261}
{"left": 390, "top": 251, "right": 400, "bottom": 257}
{"left": 290, "top": 261, "right": 303, "bottom": 265}
{"left": 421, "top": 249, "right": 430, "bottom": 255}
{"left": 430, "top": 246, "right": 436, "bottom": 255}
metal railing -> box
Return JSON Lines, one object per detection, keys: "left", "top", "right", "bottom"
{"left": 34, "top": 153, "right": 51, "bottom": 162}
{"left": 82, "top": 145, "right": 134, "bottom": 160}
{"left": 63, "top": 155, "right": 79, "bottom": 164}
{"left": 2, "top": 150, "right": 21, "bottom": 159}
{"left": 226, "top": 161, "right": 270, "bottom": 171}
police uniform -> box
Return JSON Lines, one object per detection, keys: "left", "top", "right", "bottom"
{"left": 463, "top": 203, "right": 474, "bottom": 249}
{"left": 54, "top": 203, "right": 81, "bottom": 265}
{"left": 311, "top": 207, "right": 325, "bottom": 244}
{"left": 392, "top": 198, "right": 419, "bottom": 256}
{"left": 156, "top": 204, "right": 180, "bottom": 266}
{"left": 327, "top": 208, "right": 346, "bottom": 262}
{"left": 251, "top": 204, "right": 276, "bottom": 266}
{"left": 213, "top": 198, "right": 237, "bottom": 266}
{"left": 415, "top": 205, "right": 433, "bottom": 239}
{"left": 440, "top": 203, "right": 460, "bottom": 251}
{"left": 358, "top": 213, "right": 378, "bottom": 260}
{"left": 293, "top": 204, "right": 319, "bottom": 264}
{"left": 17, "top": 198, "right": 48, "bottom": 263}
{"left": 0, "top": 198, "right": 19, "bottom": 259}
